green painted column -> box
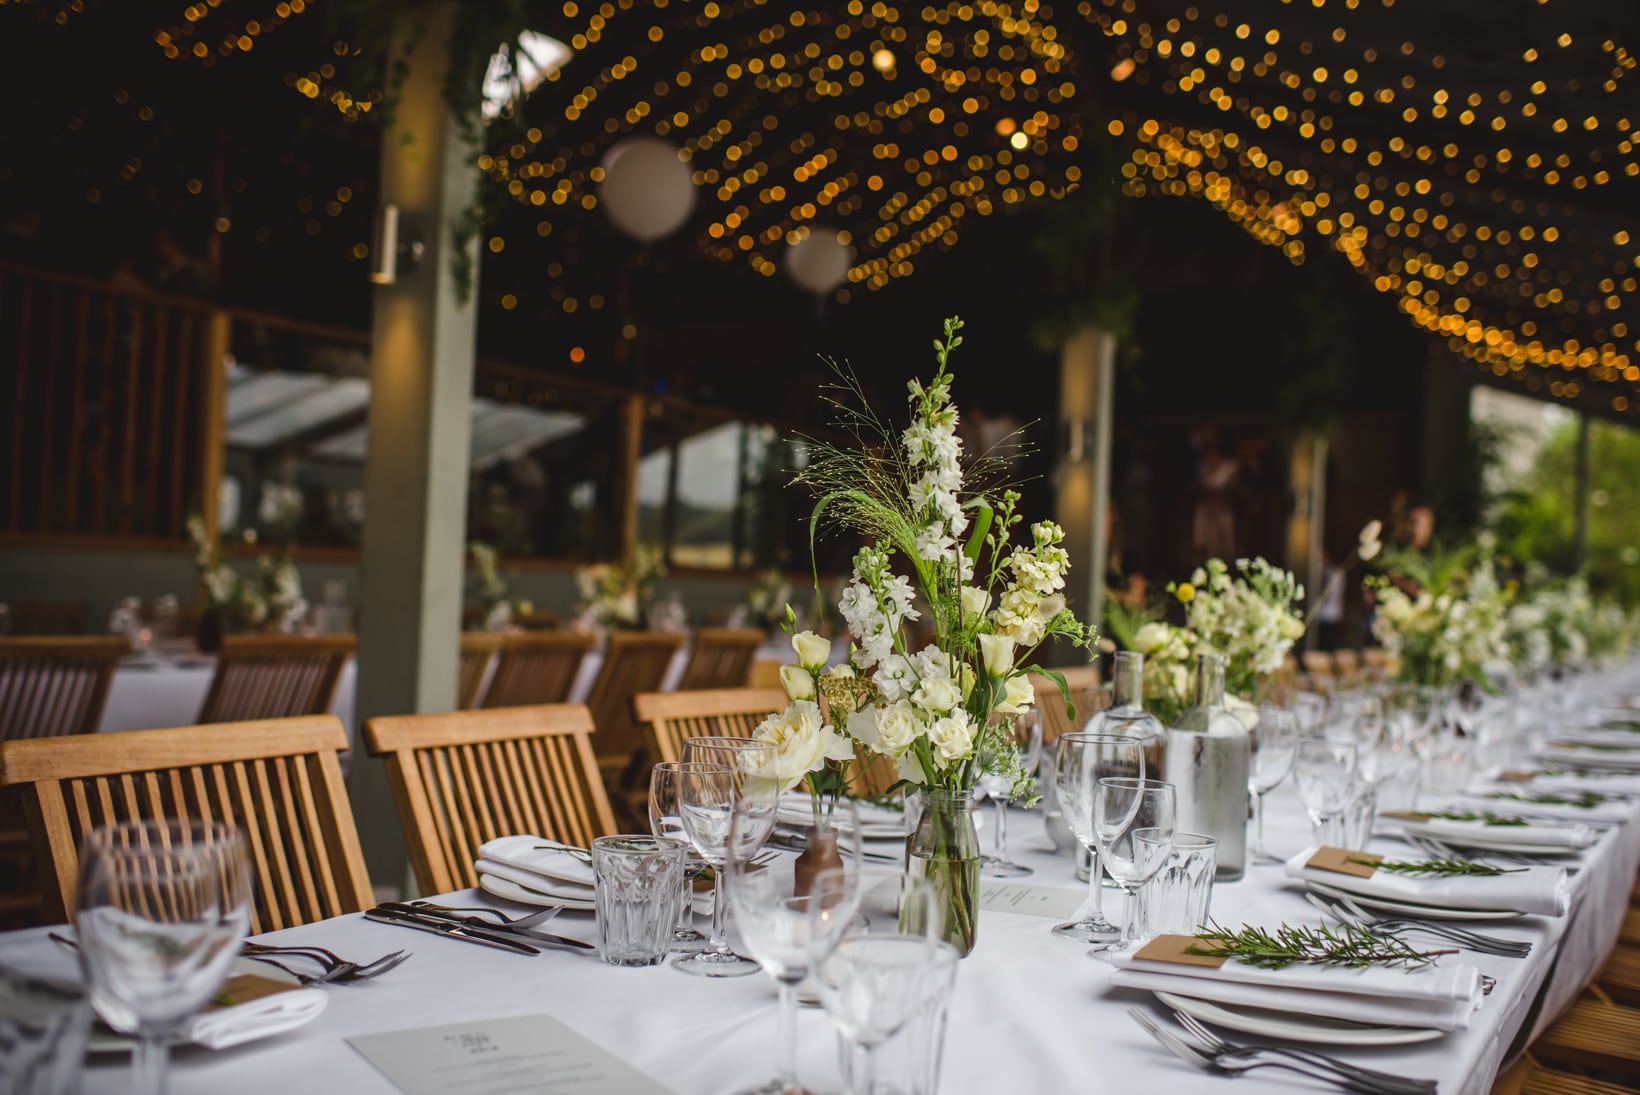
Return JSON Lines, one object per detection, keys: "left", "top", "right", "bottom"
{"left": 1055, "top": 326, "right": 1116, "bottom": 644}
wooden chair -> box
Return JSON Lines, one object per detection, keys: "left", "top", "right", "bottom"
{"left": 477, "top": 631, "right": 596, "bottom": 710}
{"left": 1300, "top": 649, "right": 1337, "bottom": 678}
{"left": 1332, "top": 648, "right": 1362, "bottom": 679}
{"left": 0, "top": 716, "right": 372, "bottom": 931}
{"left": 197, "top": 634, "right": 354, "bottom": 723}
{"left": 1032, "top": 665, "right": 1104, "bottom": 746}
{"left": 584, "top": 631, "right": 687, "bottom": 783}
{"left": 1361, "top": 647, "right": 1390, "bottom": 680}
{"left": 0, "top": 636, "right": 128, "bottom": 741}
{"left": 677, "top": 628, "right": 765, "bottom": 691}
{"left": 632, "top": 687, "right": 789, "bottom": 765}
{"left": 363, "top": 705, "right": 617, "bottom": 896}
{"left": 457, "top": 633, "right": 503, "bottom": 710}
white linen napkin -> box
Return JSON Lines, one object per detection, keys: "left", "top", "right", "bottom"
{"left": 1535, "top": 742, "right": 1640, "bottom": 771}
{"left": 1548, "top": 726, "right": 1640, "bottom": 747}
{"left": 1108, "top": 936, "right": 1483, "bottom": 1031}
{"left": 1450, "top": 790, "right": 1633, "bottom": 824}
{"left": 186, "top": 985, "right": 328, "bottom": 1049}
{"left": 775, "top": 793, "right": 908, "bottom": 835}
{"left": 1511, "top": 771, "right": 1640, "bottom": 797}
{"left": 1379, "top": 812, "right": 1598, "bottom": 850}
{"left": 1283, "top": 846, "right": 1569, "bottom": 916}
{"left": 475, "top": 836, "right": 595, "bottom": 894}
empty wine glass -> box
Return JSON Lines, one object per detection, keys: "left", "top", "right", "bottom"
{"left": 75, "top": 819, "right": 251, "bottom": 1095}
{"left": 674, "top": 738, "right": 780, "bottom": 977}
{"left": 1247, "top": 705, "right": 1298, "bottom": 865}
{"left": 726, "top": 799, "right": 860, "bottom": 1095}
{"left": 1051, "top": 733, "right": 1144, "bottom": 947}
{"left": 1093, "top": 777, "right": 1176, "bottom": 949}
{"left": 1294, "top": 738, "right": 1359, "bottom": 846}
{"left": 817, "top": 933, "right": 960, "bottom": 1095}
{"left": 648, "top": 761, "right": 713, "bottom": 952}
{"left": 976, "top": 713, "right": 1042, "bottom": 879}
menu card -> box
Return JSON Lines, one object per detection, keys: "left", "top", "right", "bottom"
{"left": 977, "top": 881, "right": 1085, "bottom": 918}
{"left": 349, "top": 1014, "right": 674, "bottom": 1095}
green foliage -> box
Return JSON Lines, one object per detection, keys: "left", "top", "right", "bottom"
{"left": 1186, "top": 920, "right": 1451, "bottom": 971}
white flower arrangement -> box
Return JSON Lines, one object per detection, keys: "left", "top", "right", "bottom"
{"left": 575, "top": 543, "right": 666, "bottom": 629}
{"left": 1368, "top": 543, "right": 1509, "bottom": 687}
{"left": 186, "top": 514, "right": 307, "bottom": 632}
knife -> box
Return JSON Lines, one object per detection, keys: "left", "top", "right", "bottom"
{"left": 373, "top": 904, "right": 596, "bottom": 953}
{"left": 364, "top": 907, "right": 543, "bottom": 955}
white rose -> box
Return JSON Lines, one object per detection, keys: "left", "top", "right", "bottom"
{"left": 779, "top": 664, "right": 815, "bottom": 701}
{"left": 960, "top": 586, "right": 992, "bottom": 618}
{"left": 993, "top": 674, "right": 1035, "bottom": 715}
{"left": 978, "top": 633, "right": 1015, "bottom": 677}
{"left": 750, "top": 700, "right": 850, "bottom": 793}
{"left": 912, "top": 674, "right": 961, "bottom": 714}
{"left": 874, "top": 701, "right": 921, "bottom": 755}
{"left": 792, "top": 630, "right": 832, "bottom": 670}
{"left": 927, "top": 710, "right": 975, "bottom": 765}
{"left": 1132, "top": 622, "right": 1172, "bottom": 655}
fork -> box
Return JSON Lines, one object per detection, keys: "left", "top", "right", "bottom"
{"left": 1169, "top": 1008, "right": 1438, "bottom": 1095}
{"left": 1127, "top": 1009, "right": 1413, "bottom": 1094}
{"left": 241, "top": 943, "right": 411, "bottom": 984}
{"left": 406, "top": 901, "right": 564, "bottom": 929}
{"left": 1308, "top": 892, "right": 1532, "bottom": 958}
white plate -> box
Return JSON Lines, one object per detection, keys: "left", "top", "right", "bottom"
{"left": 87, "top": 957, "right": 307, "bottom": 1053}
{"left": 1401, "top": 826, "right": 1591, "bottom": 855}
{"left": 1155, "top": 991, "right": 1447, "bottom": 1046}
{"left": 1307, "top": 880, "right": 1524, "bottom": 922}
{"left": 478, "top": 873, "right": 596, "bottom": 911}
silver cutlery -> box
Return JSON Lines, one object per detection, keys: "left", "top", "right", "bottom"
{"left": 240, "top": 942, "right": 412, "bottom": 984}
{"left": 1169, "top": 1008, "right": 1438, "bottom": 1095}
{"left": 1305, "top": 892, "right": 1531, "bottom": 958}
{"left": 1127, "top": 1008, "right": 1415, "bottom": 1095}
{"left": 405, "top": 901, "right": 564, "bottom": 930}
{"left": 1405, "top": 833, "right": 1574, "bottom": 870}
{"left": 367, "top": 904, "right": 596, "bottom": 954}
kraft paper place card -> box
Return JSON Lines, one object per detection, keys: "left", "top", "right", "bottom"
{"left": 976, "top": 881, "right": 1085, "bottom": 919}
{"left": 1133, "top": 933, "right": 1227, "bottom": 969}
{"left": 1306, "top": 846, "right": 1382, "bottom": 879}
{"left": 349, "top": 1014, "right": 674, "bottom": 1095}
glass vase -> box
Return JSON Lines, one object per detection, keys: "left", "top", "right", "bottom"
{"left": 905, "top": 787, "right": 980, "bottom": 957}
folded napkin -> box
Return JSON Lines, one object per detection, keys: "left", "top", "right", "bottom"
{"left": 1379, "top": 811, "right": 1597, "bottom": 850}
{"left": 775, "top": 794, "right": 908, "bottom": 836}
{"left": 187, "top": 977, "right": 328, "bottom": 1049}
{"left": 1451, "top": 791, "right": 1633, "bottom": 824}
{"left": 475, "top": 836, "right": 595, "bottom": 895}
{"left": 1505, "top": 770, "right": 1640, "bottom": 797}
{"left": 1549, "top": 726, "right": 1640, "bottom": 747}
{"left": 1108, "top": 933, "right": 1483, "bottom": 1031}
{"left": 1535, "top": 742, "right": 1640, "bottom": 771}
{"left": 1283, "top": 845, "right": 1568, "bottom": 916}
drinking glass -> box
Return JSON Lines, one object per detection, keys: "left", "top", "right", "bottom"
{"left": 817, "top": 934, "right": 960, "bottom": 1095}
{"left": 591, "top": 835, "right": 686, "bottom": 967}
{"left": 674, "top": 737, "right": 780, "bottom": 977}
{"left": 976, "top": 713, "right": 1042, "bottom": 879}
{"left": 0, "top": 968, "right": 89, "bottom": 1095}
{"left": 1290, "top": 691, "right": 1328, "bottom": 738}
{"left": 1093, "top": 777, "right": 1177, "bottom": 948}
{"left": 1050, "top": 732, "right": 1144, "bottom": 946}
{"left": 726, "top": 799, "right": 860, "bottom": 1095}
{"left": 1247, "top": 705, "right": 1297, "bottom": 865}
{"left": 647, "top": 761, "right": 712, "bottom": 952}
{"left": 1136, "top": 833, "right": 1218, "bottom": 936}
{"left": 1294, "top": 738, "right": 1359, "bottom": 846}
{"left": 75, "top": 819, "right": 251, "bottom": 1095}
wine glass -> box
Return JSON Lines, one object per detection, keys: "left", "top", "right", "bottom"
{"left": 648, "top": 761, "right": 713, "bottom": 952}
{"left": 1092, "top": 777, "right": 1177, "bottom": 949}
{"left": 726, "top": 799, "right": 860, "bottom": 1095}
{"left": 817, "top": 933, "right": 960, "bottom": 1095}
{"left": 976, "top": 713, "right": 1043, "bottom": 879}
{"left": 75, "top": 819, "right": 251, "bottom": 1095}
{"left": 675, "top": 737, "right": 780, "bottom": 977}
{"left": 1050, "top": 732, "right": 1144, "bottom": 947}
{"left": 1294, "top": 738, "right": 1359, "bottom": 846}
{"left": 1246, "top": 705, "right": 1297, "bottom": 865}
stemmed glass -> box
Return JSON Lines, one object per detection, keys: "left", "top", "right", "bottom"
{"left": 1247, "top": 705, "right": 1298, "bottom": 865}
{"left": 648, "top": 761, "right": 713, "bottom": 952}
{"left": 976, "top": 713, "right": 1043, "bottom": 879}
{"left": 75, "top": 819, "right": 251, "bottom": 1095}
{"left": 726, "top": 799, "right": 861, "bottom": 1095}
{"left": 674, "top": 737, "right": 780, "bottom": 977}
{"left": 1093, "top": 777, "right": 1177, "bottom": 949}
{"left": 1294, "top": 738, "right": 1359, "bottom": 846}
{"left": 817, "top": 932, "right": 960, "bottom": 1095}
{"left": 1050, "top": 732, "right": 1144, "bottom": 947}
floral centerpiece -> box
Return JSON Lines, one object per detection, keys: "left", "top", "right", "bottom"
{"left": 575, "top": 543, "right": 665, "bottom": 629}
{"left": 745, "top": 317, "right": 1095, "bottom": 955}
{"left": 468, "top": 542, "right": 532, "bottom": 631}
{"left": 1368, "top": 541, "right": 1509, "bottom": 688}
{"left": 739, "top": 567, "right": 796, "bottom": 631}
{"left": 186, "top": 515, "right": 307, "bottom": 647}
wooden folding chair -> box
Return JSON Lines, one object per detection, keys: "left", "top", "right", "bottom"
{"left": 364, "top": 705, "right": 617, "bottom": 896}
{"left": 584, "top": 631, "right": 687, "bottom": 784}
{"left": 676, "top": 628, "right": 765, "bottom": 691}
{"left": 632, "top": 687, "right": 789, "bottom": 765}
{"left": 1300, "top": 649, "right": 1337, "bottom": 678}
{"left": 198, "top": 634, "right": 354, "bottom": 723}
{"left": 1032, "top": 665, "right": 1104, "bottom": 746}
{"left": 0, "top": 636, "right": 128, "bottom": 741}
{"left": 476, "top": 631, "right": 595, "bottom": 710}
{"left": 0, "top": 715, "right": 372, "bottom": 931}
{"left": 1332, "top": 648, "right": 1362, "bottom": 679}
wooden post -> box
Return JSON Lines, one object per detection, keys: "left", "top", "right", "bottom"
{"left": 1055, "top": 327, "right": 1116, "bottom": 641}
{"left": 197, "top": 312, "right": 231, "bottom": 545}
{"left": 350, "top": 3, "right": 480, "bottom": 893}
{"left": 618, "top": 394, "right": 643, "bottom": 566}
{"left": 1286, "top": 432, "right": 1328, "bottom": 651}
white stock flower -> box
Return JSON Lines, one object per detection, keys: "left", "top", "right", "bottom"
{"left": 873, "top": 654, "right": 914, "bottom": 702}
{"left": 779, "top": 664, "right": 816, "bottom": 701}
{"left": 792, "top": 630, "right": 831, "bottom": 669}
{"left": 978, "top": 633, "right": 1014, "bottom": 677}
{"left": 750, "top": 700, "right": 854, "bottom": 793}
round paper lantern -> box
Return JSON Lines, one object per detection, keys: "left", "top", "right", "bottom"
{"left": 784, "top": 228, "right": 853, "bottom": 294}
{"left": 599, "top": 138, "right": 696, "bottom": 242}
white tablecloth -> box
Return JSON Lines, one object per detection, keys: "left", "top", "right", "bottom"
{"left": 97, "top": 659, "right": 358, "bottom": 743}
{"left": 6, "top": 772, "right": 1634, "bottom": 1095}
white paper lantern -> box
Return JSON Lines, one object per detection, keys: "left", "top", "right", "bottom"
{"left": 784, "top": 228, "right": 853, "bottom": 294}
{"left": 599, "top": 137, "right": 696, "bottom": 242}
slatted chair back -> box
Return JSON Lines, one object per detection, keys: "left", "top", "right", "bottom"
{"left": 584, "top": 631, "right": 687, "bottom": 778}
{"left": 632, "top": 687, "right": 788, "bottom": 766}
{"left": 0, "top": 637, "right": 127, "bottom": 741}
{"left": 363, "top": 705, "right": 617, "bottom": 896}
{"left": 197, "top": 634, "right": 354, "bottom": 724}
{"left": 0, "top": 716, "right": 372, "bottom": 930}
{"left": 1360, "top": 648, "right": 1390, "bottom": 680}
{"left": 1301, "top": 650, "right": 1337, "bottom": 677}
{"left": 677, "top": 628, "right": 765, "bottom": 691}
{"left": 457, "top": 632, "right": 503, "bottom": 710}
{"left": 482, "top": 632, "right": 596, "bottom": 709}
{"left": 1332, "top": 648, "right": 1362, "bottom": 679}
{"left": 1032, "top": 665, "right": 1104, "bottom": 745}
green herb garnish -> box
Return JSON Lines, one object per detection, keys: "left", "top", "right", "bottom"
{"left": 212, "top": 991, "right": 235, "bottom": 1007}
{"left": 1348, "top": 855, "right": 1525, "bottom": 877}
{"left": 1484, "top": 790, "right": 1606, "bottom": 809}
{"left": 1184, "top": 920, "right": 1454, "bottom": 971}
{"left": 1421, "top": 810, "right": 1529, "bottom": 827}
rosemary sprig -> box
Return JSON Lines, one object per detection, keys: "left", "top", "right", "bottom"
{"left": 1184, "top": 920, "right": 1455, "bottom": 971}
{"left": 1348, "top": 855, "right": 1525, "bottom": 877}
{"left": 1484, "top": 789, "right": 1607, "bottom": 809}
{"left": 1420, "top": 810, "right": 1529, "bottom": 827}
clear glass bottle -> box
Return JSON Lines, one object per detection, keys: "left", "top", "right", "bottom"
{"left": 1165, "top": 653, "right": 1250, "bottom": 881}
{"left": 1086, "top": 651, "right": 1167, "bottom": 777}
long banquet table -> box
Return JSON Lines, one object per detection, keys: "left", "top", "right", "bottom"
{"left": 2, "top": 773, "right": 1635, "bottom": 1095}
